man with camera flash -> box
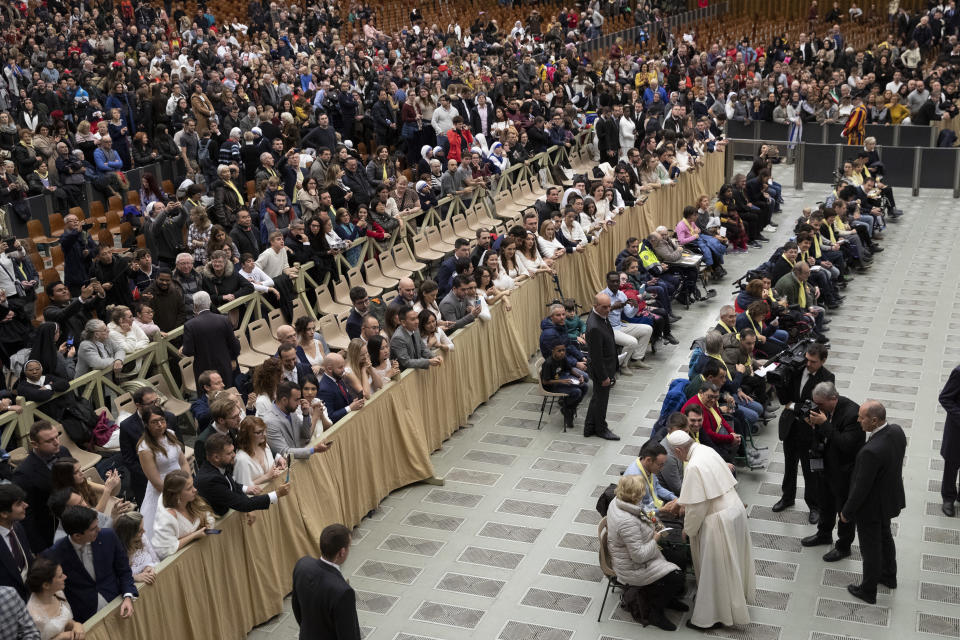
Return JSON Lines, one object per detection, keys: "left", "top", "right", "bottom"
{"left": 799, "top": 382, "right": 865, "bottom": 561}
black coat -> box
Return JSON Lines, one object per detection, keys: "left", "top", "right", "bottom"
{"left": 11, "top": 446, "right": 71, "bottom": 553}
{"left": 842, "top": 423, "right": 906, "bottom": 523}
{"left": 596, "top": 115, "right": 619, "bottom": 158}
{"left": 291, "top": 557, "right": 362, "bottom": 640}
{"left": 585, "top": 310, "right": 617, "bottom": 383}
{"left": 815, "top": 396, "right": 865, "bottom": 492}
{"left": 776, "top": 366, "right": 835, "bottom": 441}
{"left": 182, "top": 310, "right": 242, "bottom": 388}
{"left": 0, "top": 521, "right": 33, "bottom": 601}
{"left": 941, "top": 366, "right": 960, "bottom": 462}
{"left": 196, "top": 461, "right": 271, "bottom": 516}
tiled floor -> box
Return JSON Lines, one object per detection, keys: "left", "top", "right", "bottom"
{"left": 248, "top": 164, "right": 960, "bottom": 640}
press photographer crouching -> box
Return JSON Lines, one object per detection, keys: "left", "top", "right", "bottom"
{"left": 771, "top": 342, "right": 834, "bottom": 524}
{"left": 800, "top": 382, "right": 865, "bottom": 561}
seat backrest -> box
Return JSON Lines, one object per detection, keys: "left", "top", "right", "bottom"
{"left": 50, "top": 246, "right": 64, "bottom": 266}
{"left": 114, "top": 392, "right": 135, "bottom": 417}
{"left": 27, "top": 220, "right": 45, "bottom": 239}
{"left": 597, "top": 516, "right": 617, "bottom": 578}
{"left": 178, "top": 356, "right": 196, "bottom": 392}
{"left": 266, "top": 308, "right": 285, "bottom": 337}
{"left": 291, "top": 298, "right": 311, "bottom": 324}
{"left": 48, "top": 214, "right": 65, "bottom": 235}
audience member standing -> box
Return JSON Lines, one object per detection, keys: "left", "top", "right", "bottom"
{"left": 841, "top": 401, "right": 906, "bottom": 604}
{"left": 584, "top": 293, "right": 620, "bottom": 441}
{"left": 939, "top": 364, "right": 960, "bottom": 517}
{"left": 181, "top": 290, "right": 241, "bottom": 388}
{"left": 292, "top": 524, "right": 361, "bottom": 640}
{"left": 12, "top": 422, "right": 71, "bottom": 553}
{"left": 0, "top": 485, "right": 34, "bottom": 601}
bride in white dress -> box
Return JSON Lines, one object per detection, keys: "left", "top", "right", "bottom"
{"left": 137, "top": 406, "right": 191, "bottom": 538}
{"left": 26, "top": 558, "right": 84, "bottom": 640}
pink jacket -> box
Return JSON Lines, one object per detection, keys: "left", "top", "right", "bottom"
{"left": 675, "top": 219, "right": 700, "bottom": 246}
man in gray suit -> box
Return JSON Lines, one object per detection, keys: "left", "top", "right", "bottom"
{"left": 438, "top": 275, "right": 481, "bottom": 331}
{"left": 390, "top": 307, "right": 443, "bottom": 371}
{"left": 259, "top": 381, "right": 331, "bottom": 459}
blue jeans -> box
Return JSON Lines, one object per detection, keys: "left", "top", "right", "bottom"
{"left": 737, "top": 398, "right": 764, "bottom": 428}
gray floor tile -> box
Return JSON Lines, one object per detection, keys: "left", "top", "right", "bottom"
{"left": 410, "top": 601, "right": 485, "bottom": 629}
{"left": 520, "top": 587, "right": 591, "bottom": 614}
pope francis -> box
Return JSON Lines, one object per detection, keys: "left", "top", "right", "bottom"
{"left": 668, "top": 430, "right": 755, "bottom": 630}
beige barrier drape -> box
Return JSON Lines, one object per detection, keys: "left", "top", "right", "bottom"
{"left": 84, "top": 152, "right": 725, "bottom": 640}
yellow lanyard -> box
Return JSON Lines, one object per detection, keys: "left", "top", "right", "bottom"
{"left": 382, "top": 164, "right": 388, "bottom": 182}
{"left": 684, "top": 218, "right": 696, "bottom": 234}
{"left": 705, "top": 403, "right": 724, "bottom": 431}
{"left": 797, "top": 276, "right": 807, "bottom": 307}
{"left": 225, "top": 180, "right": 244, "bottom": 205}
{"left": 825, "top": 224, "right": 836, "bottom": 244}
{"left": 708, "top": 353, "right": 731, "bottom": 379}
{"left": 636, "top": 462, "right": 663, "bottom": 508}
{"left": 717, "top": 320, "right": 733, "bottom": 334}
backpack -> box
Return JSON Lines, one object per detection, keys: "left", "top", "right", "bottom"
{"left": 61, "top": 396, "right": 99, "bottom": 448}
{"left": 197, "top": 137, "right": 214, "bottom": 170}
{"left": 651, "top": 377, "right": 690, "bottom": 439}
{"left": 688, "top": 338, "right": 706, "bottom": 378}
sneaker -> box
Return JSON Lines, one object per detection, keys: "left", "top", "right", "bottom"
{"left": 763, "top": 225, "right": 778, "bottom": 232}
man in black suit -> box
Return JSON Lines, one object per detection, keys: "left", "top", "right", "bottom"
{"left": 596, "top": 106, "right": 620, "bottom": 163}
{"left": 119, "top": 386, "right": 181, "bottom": 505}
{"left": 11, "top": 421, "right": 71, "bottom": 553}
{"left": 43, "top": 505, "right": 137, "bottom": 622}
{"left": 292, "top": 523, "right": 361, "bottom": 640}
{"left": 193, "top": 396, "right": 241, "bottom": 469}
{"left": 773, "top": 343, "right": 834, "bottom": 523}
{"left": 800, "top": 382, "right": 864, "bottom": 561}
{"left": 469, "top": 92, "right": 495, "bottom": 140}
{"left": 182, "top": 290, "right": 242, "bottom": 388}
{"left": 435, "top": 239, "right": 471, "bottom": 298}
{"left": 197, "top": 433, "right": 290, "bottom": 517}
{"left": 841, "top": 401, "right": 906, "bottom": 604}
{"left": 0, "top": 485, "right": 33, "bottom": 601}
{"left": 584, "top": 293, "right": 620, "bottom": 441}
{"left": 279, "top": 345, "right": 314, "bottom": 387}
{"left": 344, "top": 287, "right": 369, "bottom": 340}
{"left": 939, "top": 364, "right": 960, "bottom": 516}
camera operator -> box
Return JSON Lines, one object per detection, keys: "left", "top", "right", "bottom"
{"left": 800, "top": 382, "right": 865, "bottom": 561}
{"left": 772, "top": 342, "right": 834, "bottom": 523}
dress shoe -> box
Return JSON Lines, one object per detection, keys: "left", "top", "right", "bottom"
{"left": 823, "top": 547, "right": 851, "bottom": 562}
{"left": 943, "top": 501, "right": 956, "bottom": 517}
{"left": 870, "top": 245, "right": 884, "bottom": 253}
{"left": 808, "top": 508, "right": 820, "bottom": 525}
{"left": 598, "top": 428, "right": 620, "bottom": 441}
{"left": 749, "top": 240, "right": 763, "bottom": 248}
{"left": 563, "top": 413, "right": 574, "bottom": 430}
{"left": 648, "top": 611, "right": 677, "bottom": 631}
{"left": 879, "top": 577, "right": 897, "bottom": 589}
{"left": 686, "top": 620, "right": 723, "bottom": 631}
{"left": 847, "top": 583, "right": 877, "bottom": 604}
{"left": 837, "top": 281, "right": 848, "bottom": 289}
{"left": 757, "top": 235, "right": 770, "bottom": 242}
{"left": 663, "top": 333, "right": 680, "bottom": 345}
{"left": 826, "top": 301, "right": 840, "bottom": 309}
{"left": 665, "top": 599, "right": 690, "bottom": 612}
{"left": 771, "top": 497, "right": 794, "bottom": 512}
{"left": 668, "top": 313, "right": 683, "bottom": 322}
{"left": 618, "top": 367, "right": 635, "bottom": 376}
{"left": 800, "top": 533, "right": 832, "bottom": 547}
{"left": 629, "top": 359, "right": 652, "bottom": 370}
{"left": 583, "top": 429, "right": 595, "bottom": 438}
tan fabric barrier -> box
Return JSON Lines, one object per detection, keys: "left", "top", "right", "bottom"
{"left": 83, "top": 152, "right": 725, "bottom": 640}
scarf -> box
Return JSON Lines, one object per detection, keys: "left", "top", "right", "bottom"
{"left": 225, "top": 180, "right": 244, "bottom": 205}
{"left": 796, "top": 275, "right": 806, "bottom": 307}
{"left": 636, "top": 462, "right": 663, "bottom": 508}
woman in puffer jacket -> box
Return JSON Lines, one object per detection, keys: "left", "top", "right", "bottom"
{"left": 606, "top": 474, "right": 686, "bottom": 631}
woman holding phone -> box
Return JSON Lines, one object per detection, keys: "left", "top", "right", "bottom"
{"left": 152, "top": 471, "right": 216, "bottom": 559}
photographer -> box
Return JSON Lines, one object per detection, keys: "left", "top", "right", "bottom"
{"left": 772, "top": 342, "right": 834, "bottom": 523}
{"left": 800, "top": 382, "right": 864, "bottom": 561}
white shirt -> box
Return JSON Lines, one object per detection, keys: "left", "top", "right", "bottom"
{"left": 239, "top": 265, "right": 275, "bottom": 293}
{"left": 320, "top": 556, "right": 342, "bottom": 573}
{"left": 255, "top": 247, "right": 289, "bottom": 279}
{"left": 866, "top": 422, "right": 887, "bottom": 441}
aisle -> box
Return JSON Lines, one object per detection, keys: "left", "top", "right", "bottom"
{"left": 248, "top": 166, "right": 959, "bottom": 640}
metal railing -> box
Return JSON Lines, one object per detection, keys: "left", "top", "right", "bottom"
{"left": 579, "top": 1, "right": 729, "bottom": 54}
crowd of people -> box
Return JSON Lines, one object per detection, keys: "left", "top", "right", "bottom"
{"left": 0, "top": 0, "right": 947, "bottom": 636}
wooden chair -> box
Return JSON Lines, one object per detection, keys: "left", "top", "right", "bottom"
{"left": 118, "top": 222, "right": 134, "bottom": 247}
{"left": 105, "top": 210, "right": 124, "bottom": 235}
{"left": 248, "top": 318, "right": 280, "bottom": 355}
{"left": 178, "top": 356, "right": 197, "bottom": 395}
{"left": 47, "top": 213, "right": 65, "bottom": 238}
{"left": 26, "top": 220, "right": 57, "bottom": 246}
{"left": 33, "top": 292, "right": 49, "bottom": 325}
{"left": 126, "top": 190, "right": 141, "bottom": 206}
{"left": 49, "top": 246, "right": 64, "bottom": 267}
{"left": 530, "top": 357, "right": 571, "bottom": 431}
{"left": 89, "top": 200, "right": 106, "bottom": 221}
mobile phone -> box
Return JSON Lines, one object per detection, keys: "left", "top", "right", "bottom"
{"left": 660, "top": 527, "right": 673, "bottom": 533}
{"left": 1, "top": 236, "right": 15, "bottom": 252}
{"left": 66, "top": 336, "right": 74, "bottom": 347}
{"left": 285, "top": 453, "right": 292, "bottom": 482}
{"left": 205, "top": 529, "right": 222, "bottom": 535}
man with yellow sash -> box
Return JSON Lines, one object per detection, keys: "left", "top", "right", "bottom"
{"left": 774, "top": 261, "right": 825, "bottom": 333}
{"left": 624, "top": 441, "right": 682, "bottom": 521}
{"left": 794, "top": 233, "right": 844, "bottom": 311}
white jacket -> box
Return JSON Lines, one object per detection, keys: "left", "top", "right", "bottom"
{"left": 606, "top": 498, "right": 679, "bottom": 587}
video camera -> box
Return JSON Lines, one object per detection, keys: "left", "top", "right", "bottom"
{"left": 765, "top": 337, "right": 814, "bottom": 388}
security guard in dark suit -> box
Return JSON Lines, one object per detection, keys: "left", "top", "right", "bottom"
{"left": 773, "top": 342, "right": 834, "bottom": 523}
{"left": 800, "top": 382, "right": 864, "bottom": 561}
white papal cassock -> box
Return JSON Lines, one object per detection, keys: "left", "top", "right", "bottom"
{"left": 678, "top": 442, "right": 755, "bottom": 628}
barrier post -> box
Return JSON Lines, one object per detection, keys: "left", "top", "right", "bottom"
{"left": 794, "top": 143, "right": 804, "bottom": 191}
{"left": 912, "top": 149, "right": 922, "bottom": 197}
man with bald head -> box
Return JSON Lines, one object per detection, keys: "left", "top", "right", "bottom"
{"left": 583, "top": 293, "right": 620, "bottom": 440}
{"left": 390, "top": 277, "right": 417, "bottom": 309}
{"left": 316, "top": 353, "right": 365, "bottom": 423}
{"left": 277, "top": 323, "right": 329, "bottom": 359}
{"left": 841, "top": 401, "right": 906, "bottom": 604}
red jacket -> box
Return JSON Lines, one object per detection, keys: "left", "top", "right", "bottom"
{"left": 446, "top": 127, "right": 474, "bottom": 162}
{"left": 681, "top": 393, "right": 736, "bottom": 445}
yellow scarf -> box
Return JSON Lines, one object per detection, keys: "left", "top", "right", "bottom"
{"left": 382, "top": 163, "right": 388, "bottom": 182}
{"left": 782, "top": 254, "right": 795, "bottom": 267}
{"left": 717, "top": 320, "right": 733, "bottom": 335}
{"left": 796, "top": 275, "right": 806, "bottom": 307}
{"left": 701, "top": 400, "right": 724, "bottom": 432}
{"left": 824, "top": 224, "right": 836, "bottom": 244}
{"left": 811, "top": 234, "right": 822, "bottom": 258}
{"left": 225, "top": 180, "right": 244, "bottom": 205}
{"left": 746, "top": 313, "right": 763, "bottom": 335}
{"left": 683, "top": 218, "right": 697, "bottom": 234}
{"left": 636, "top": 462, "right": 663, "bottom": 508}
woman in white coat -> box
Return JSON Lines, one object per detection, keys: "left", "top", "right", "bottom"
{"left": 606, "top": 474, "right": 686, "bottom": 630}
{"left": 619, "top": 105, "right": 637, "bottom": 161}
{"left": 152, "top": 471, "right": 215, "bottom": 560}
